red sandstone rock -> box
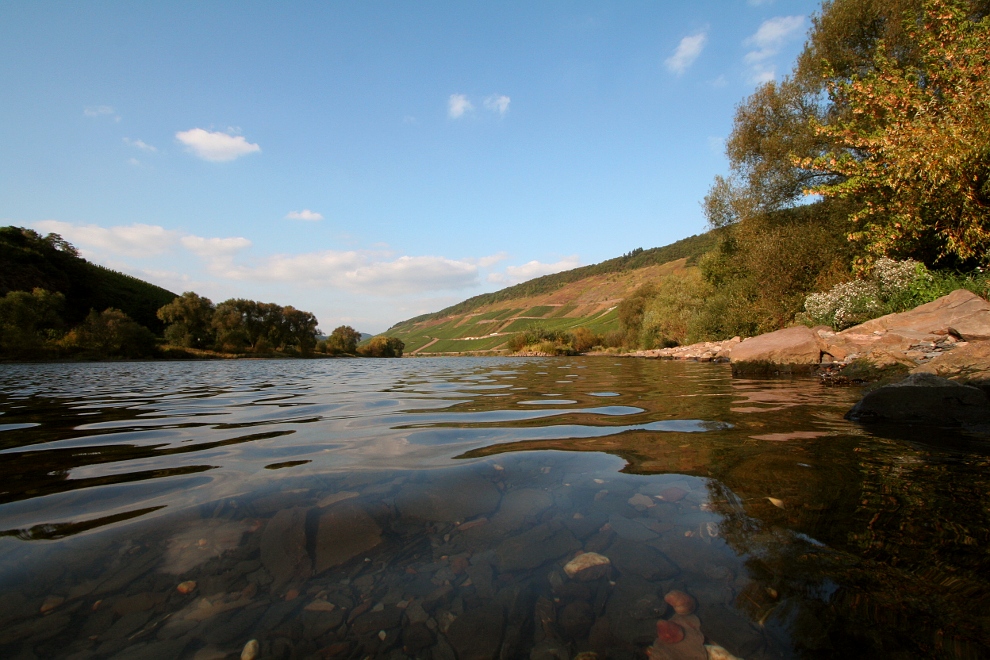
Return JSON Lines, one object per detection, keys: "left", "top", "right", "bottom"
{"left": 656, "top": 619, "right": 685, "bottom": 644}
{"left": 663, "top": 590, "right": 697, "bottom": 615}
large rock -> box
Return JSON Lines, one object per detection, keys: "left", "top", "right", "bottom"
{"left": 314, "top": 503, "right": 382, "bottom": 573}
{"left": 911, "top": 340, "right": 990, "bottom": 387}
{"left": 729, "top": 325, "right": 825, "bottom": 371}
{"left": 395, "top": 473, "right": 501, "bottom": 523}
{"left": 844, "top": 289, "right": 990, "bottom": 340}
{"left": 260, "top": 507, "right": 310, "bottom": 589}
{"left": 845, "top": 373, "right": 990, "bottom": 426}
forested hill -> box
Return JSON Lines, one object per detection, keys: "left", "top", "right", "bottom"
{"left": 394, "top": 231, "right": 716, "bottom": 328}
{"left": 0, "top": 226, "right": 177, "bottom": 333}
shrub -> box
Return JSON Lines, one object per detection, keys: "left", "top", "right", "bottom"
{"left": 63, "top": 308, "right": 157, "bottom": 358}
{"left": 800, "top": 258, "right": 990, "bottom": 329}
{"left": 359, "top": 336, "right": 405, "bottom": 357}
{"left": 569, "top": 327, "right": 600, "bottom": 353}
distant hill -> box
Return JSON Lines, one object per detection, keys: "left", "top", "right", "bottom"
{"left": 0, "top": 226, "right": 178, "bottom": 333}
{"left": 386, "top": 232, "right": 716, "bottom": 354}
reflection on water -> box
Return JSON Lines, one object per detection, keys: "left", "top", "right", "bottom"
{"left": 0, "top": 358, "right": 988, "bottom": 658}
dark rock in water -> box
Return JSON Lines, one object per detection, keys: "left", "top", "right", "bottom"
{"left": 490, "top": 488, "right": 553, "bottom": 532}
{"left": 395, "top": 474, "right": 501, "bottom": 523}
{"left": 607, "top": 515, "right": 659, "bottom": 543}
{"left": 846, "top": 372, "right": 990, "bottom": 426}
{"left": 403, "top": 622, "right": 435, "bottom": 652}
{"left": 445, "top": 603, "right": 505, "bottom": 660}
{"left": 559, "top": 600, "right": 595, "bottom": 640}
{"left": 606, "top": 579, "right": 668, "bottom": 647}
{"left": 465, "top": 561, "right": 494, "bottom": 598}
{"left": 351, "top": 606, "right": 402, "bottom": 637}
{"left": 696, "top": 603, "right": 765, "bottom": 658}
{"left": 495, "top": 522, "right": 581, "bottom": 572}
{"left": 260, "top": 507, "right": 311, "bottom": 589}
{"left": 301, "top": 608, "right": 345, "bottom": 640}
{"left": 605, "top": 541, "right": 678, "bottom": 581}
{"left": 204, "top": 603, "right": 267, "bottom": 644}
{"left": 314, "top": 503, "right": 382, "bottom": 573}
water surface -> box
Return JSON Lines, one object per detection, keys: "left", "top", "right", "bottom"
{"left": 0, "top": 357, "right": 988, "bottom": 659}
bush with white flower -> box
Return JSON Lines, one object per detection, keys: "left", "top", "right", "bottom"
{"left": 803, "top": 258, "right": 933, "bottom": 329}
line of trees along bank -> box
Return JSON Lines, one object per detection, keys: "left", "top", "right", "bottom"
{"left": 157, "top": 292, "right": 405, "bottom": 358}
{"left": 608, "top": 0, "right": 990, "bottom": 350}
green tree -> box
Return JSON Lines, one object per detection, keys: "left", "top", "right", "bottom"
{"left": 326, "top": 325, "right": 362, "bottom": 354}
{"left": 0, "top": 288, "right": 65, "bottom": 357}
{"left": 806, "top": 0, "right": 990, "bottom": 265}
{"left": 157, "top": 291, "right": 215, "bottom": 348}
{"left": 359, "top": 336, "right": 405, "bottom": 357}
{"left": 282, "top": 306, "right": 319, "bottom": 355}
{"left": 65, "top": 308, "right": 157, "bottom": 358}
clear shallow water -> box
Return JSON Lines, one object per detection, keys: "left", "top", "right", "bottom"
{"left": 0, "top": 357, "right": 988, "bottom": 659}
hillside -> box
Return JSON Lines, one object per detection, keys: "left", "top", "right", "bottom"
{"left": 0, "top": 227, "right": 177, "bottom": 333}
{"left": 386, "top": 232, "right": 715, "bottom": 355}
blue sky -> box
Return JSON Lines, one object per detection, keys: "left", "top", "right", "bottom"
{"left": 0, "top": 1, "right": 819, "bottom": 333}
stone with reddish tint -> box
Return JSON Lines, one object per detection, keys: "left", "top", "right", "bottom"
{"left": 655, "top": 619, "right": 685, "bottom": 644}
{"left": 663, "top": 590, "right": 696, "bottom": 615}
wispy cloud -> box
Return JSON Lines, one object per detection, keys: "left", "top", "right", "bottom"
{"left": 743, "top": 16, "right": 805, "bottom": 82}
{"left": 285, "top": 209, "right": 324, "bottom": 222}
{"left": 175, "top": 128, "right": 261, "bottom": 162}
{"left": 34, "top": 220, "right": 179, "bottom": 257}
{"left": 484, "top": 95, "right": 511, "bottom": 116}
{"left": 84, "top": 105, "right": 120, "bottom": 121}
{"left": 123, "top": 137, "right": 157, "bottom": 152}
{"left": 665, "top": 30, "right": 708, "bottom": 75}
{"left": 487, "top": 256, "right": 581, "bottom": 285}
{"left": 448, "top": 94, "right": 474, "bottom": 119}
{"left": 228, "top": 251, "right": 484, "bottom": 295}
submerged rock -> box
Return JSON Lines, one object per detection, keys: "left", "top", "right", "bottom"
{"left": 314, "top": 502, "right": 382, "bottom": 573}
{"left": 260, "top": 507, "right": 310, "bottom": 589}
{"left": 395, "top": 475, "right": 501, "bottom": 523}
{"left": 845, "top": 372, "right": 990, "bottom": 426}
{"left": 563, "top": 552, "right": 611, "bottom": 581}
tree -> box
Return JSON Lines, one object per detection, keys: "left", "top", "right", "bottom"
{"left": 282, "top": 306, "right": 319, "bottom": 355}
{"left": 157, "top": 292, "right": 215, "bottom": 348}
{"left": 359, "top": 336, "right": 405, "bottom": 358}
{"left": 65, "top": 308, "right": 157, "bottom": 358}
{"left": 805, "top": 0, "right": 990, "bottom": 265}
{"left": 0, "top": 288, "right": 65, "bottom": 356}
{"left": 326, "top": 325, "right": 362, "bottom": 354}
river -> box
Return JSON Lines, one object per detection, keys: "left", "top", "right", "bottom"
{"left": 0, "top": 357, "right": 988, "bottom": 659}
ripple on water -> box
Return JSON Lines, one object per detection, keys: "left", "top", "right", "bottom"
{"left": 0, "top": 358, "right": 986, "bottom": 658}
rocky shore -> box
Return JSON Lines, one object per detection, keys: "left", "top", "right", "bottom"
{"left": 626, "top": 289, "right": 990, "bottom": 428}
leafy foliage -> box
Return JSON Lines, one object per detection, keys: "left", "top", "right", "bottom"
{"left": 805, "top": 0, "right": 990, "bottom": 265}
{"left": 359, "top": 336, "right": 405, "bottom": 357}
{"left": 0, "top": 226, "right": 176, "bottom": 332}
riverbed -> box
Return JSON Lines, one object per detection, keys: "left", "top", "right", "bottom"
{"left": 0, "top": 357, "right": 988, "bottom": 658}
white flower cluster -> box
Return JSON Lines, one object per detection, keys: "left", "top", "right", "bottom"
{"left": 804, "top": 258, "right": 928, "bottom": 329}
{"left": 873, "top": 257, "right": 930, "bottom": 296}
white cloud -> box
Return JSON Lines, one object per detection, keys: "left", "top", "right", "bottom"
{"left": 180, "top": 235, "right": 252, "bottom": 258}
{"left": 448, "top": 94, "right": 474, "bottom": 119}
{"left": 707, "top": 136, "right": 726, "bottom": 156}
{"left": 743, "top": 16, "right": 805, "bottom": 82}
{"left": 665, "top": 31, "right": 708, "bottom": 75}
{"left": 747, "top": 0, "right": 775, "bottom": 5}
{"left": 175, "top": 128, "right": 261, "bottom": 162}
{"left": 33, "top": 220, "right": 179, "bottom": 257}
{"left": 127, "top": 157, "right": 141, "bottom": 167}
{"left": 484, "top": 95, "right": 511, "bottom": 116}
{"left": 474, "top": 252, "right": 509, "bottom": 268}
{"left": 229, "top": 251, "right": 482, "bottom": 295}
{"left": 285, "top": 209, "right": 324, "bottom": 221}
{"left": 487, "top": 256, "right": 581, "bottom": 285}
{"left": 123, "top": 137, "right": 157, "bottom": 152}
{"left": 84, "top": 105, "right": 119, "bottom": 121}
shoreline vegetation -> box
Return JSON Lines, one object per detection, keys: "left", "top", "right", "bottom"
{"left": 0, "top": 227, "right": 406, "bottom": 362}
{"left": 389, "top": 0, "right": 990, "bottom": 378}
{"left": 4, "top": 0, "right": 990, "bottom": 375}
